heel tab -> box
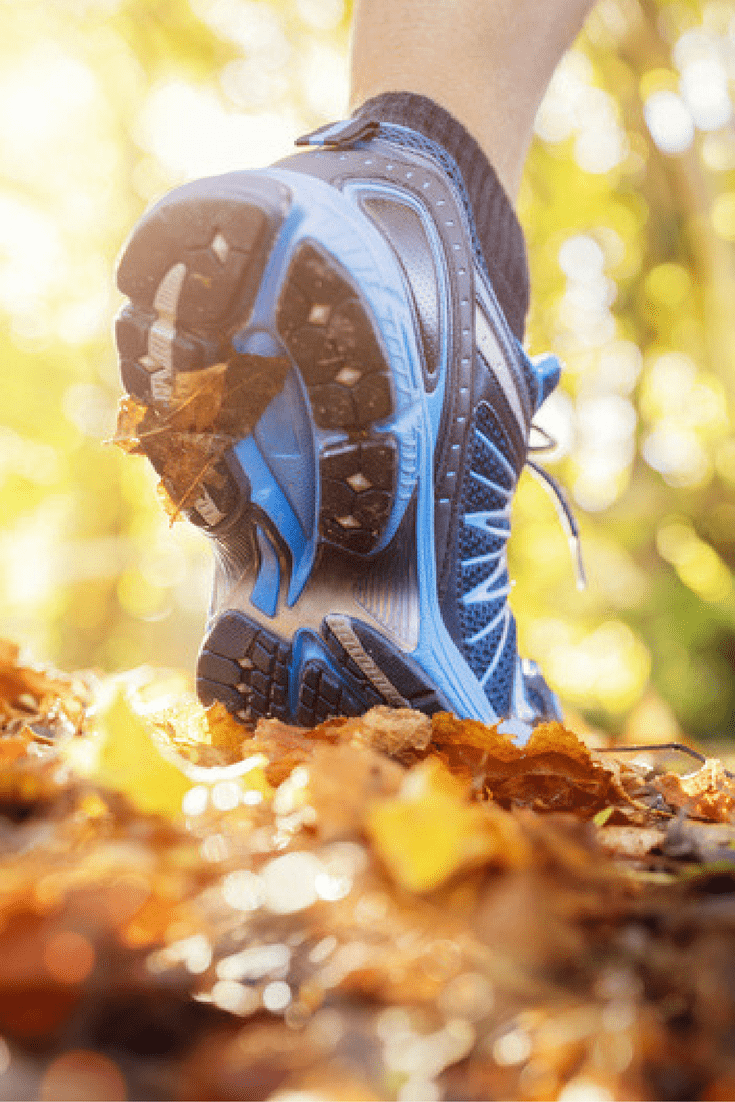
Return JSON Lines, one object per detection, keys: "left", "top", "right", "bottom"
{"left": 295, "top": 118, "right": 380, "bottom": 149}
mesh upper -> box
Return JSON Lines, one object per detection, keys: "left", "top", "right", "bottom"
{"left": 457, "top": 395, "right": 522, "bottom": 717}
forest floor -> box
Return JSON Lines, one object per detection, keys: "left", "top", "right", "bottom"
{"left": 2, "top": 640, "right": 735, "bottom": 1102}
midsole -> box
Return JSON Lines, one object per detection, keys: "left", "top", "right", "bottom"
{"left": 206, "top": 168, "right": 500, "bottom": 722}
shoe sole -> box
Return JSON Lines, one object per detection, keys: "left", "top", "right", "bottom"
{"left": 116, "top": 167, "right": 498, "bottom": 727}
{"left": 116, "top": 173, "right": 401, "bottom": 551}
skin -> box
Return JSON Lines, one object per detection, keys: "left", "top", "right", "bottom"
{"left": 349, "top": 0, "right": 599, "bottom": 199}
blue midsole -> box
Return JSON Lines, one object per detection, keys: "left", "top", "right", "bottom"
{"left": 224, "top": 167, "right": 499, "bottom": 723}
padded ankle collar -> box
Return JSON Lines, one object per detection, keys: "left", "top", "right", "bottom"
{"left": 351, "top": 92, "right": 530, "bottom": 340}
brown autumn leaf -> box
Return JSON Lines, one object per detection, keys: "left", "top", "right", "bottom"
{"left": 0, "top": 640, "right": 68, "bottom": 713}
{"left": 113, "top": 352, "right": 293, "bottom": 523}
{"left": 112, "top": 371, "right": 231, "bottom": 522}
{"left": 5, "top": 644, "right": 735, "bottom": 1102}
{"left": 305, "top": 740, "right": 404, "bottom": 840}
{"left": 653, "top": 758, "right": 735, "bottom": 823}
{"left": 342, "top": 705, "right": 432, "bottom": 763}
{"left": 596, "top": 825, "right": 667, "bottom": 861}
{"left": 205, "top": 701, "right": 251, "bottom": 763}
{"left": 0, "top": 639, "right": 85, "bottom": 737}
{"left": 147, "top": 697, "right": 244, "bottom": 768}
{"left": 591, "top": 754, "right": 660, "bottom": 820}
{"left": 431, "top": 711, "right": 525, "bottom": 774}
{"left": 110, "top": 395, "right": 147, "bottom": 454}
{"left": 431, "top": 715, "right": 618, "bottom": 817}
{"left": 150, "top": 430, "right": 232, "bottom": 518}
{"left": 246, "top": 716, "right": 338, "bottom": 787}
{"left": 169, "top": 364, "right": 228, "bottom": 433}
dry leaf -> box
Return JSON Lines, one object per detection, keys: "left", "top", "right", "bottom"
{"left": 432, "top": 716, "right": 618, "bottom": 816}
{"left": 597, "top": 825, "right": 667, "bottom": 860}
{"left": 4, "top": 636, "right": 735, "bottom": 1102}
{"left": 306, "top": 741, "right": 404, "bottom": 840}
{"left": 205, "top": 701, "right": 251, "bottom": 762}
{"left": 113, "top": 353, "right": 293, "bottom": 522}
{"left": 366, "top": 758, "right": 530, "bottom": 892}
{"left": 241, "top": 716, "right": 338, "bottom": 787}
{"left": 111, "top": 396, "right": 147, "bottom": 454}
{"left": 344, "top": 706, "right": 432, "bottom": 762}
{"left": 654, "top": 759, "right": 735, "bottom": 823}
{"left": 0, "top": 640, "right": 69, "bottom": 715}
{"left": 170, "top": 364, "right": 228, "bottom": 433}
{"left": 150, "top": 431, "right": 231, "bottom": 520}
{"left": 84, "top": 688, "right": 191, "bottom": 818}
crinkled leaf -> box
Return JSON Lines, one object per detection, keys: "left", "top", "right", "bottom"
{"left": 432, "top": 716, "right": 617, "bottom": 817}
{"left": 654, "top": 759, "right": 735, "bottom": 823}
{"left": 110, "top": 395, "right": 147, "bottom": 454}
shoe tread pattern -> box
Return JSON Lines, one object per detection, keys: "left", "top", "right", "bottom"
{"left": 116, "top": 196, "right": 273, "bottom": 403}
{"left": 277, "top": 242, "right": 398, "bottom": 556}
{"left": 322, "top": 617, "right": 443, "bottom": 716}
{"left": 197, "top": 611, "right": 290, "bottom": 722}
{"left": 198, "top": 612, "right": 388, "bottom": 727}
{"left": 296, "top": 661, "right": 368, "bottom": 727}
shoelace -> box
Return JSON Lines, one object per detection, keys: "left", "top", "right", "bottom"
{"left": 527, "top": 426, "right": 587, "bottom": 591}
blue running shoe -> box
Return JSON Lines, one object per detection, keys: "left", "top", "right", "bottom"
{"left": 115, "top": 116, "right": 569, "bottom": 734}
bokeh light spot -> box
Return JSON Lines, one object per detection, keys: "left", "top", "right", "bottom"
{"left": 181, "top": 785, "right": 208, "bottom": 817}
{"left": 644, "top": 90, "right": 695, "bottom": 153}
{"left": 657, "top": 520, "right": 732, "bottom": 602}
{"left": 221, "top": 870, "right": 266, "bottom": 912}
{"left": 41, "top": 1050, "right": 126, "bottom": 1102}
{"left": 43, "top": 931, "right": 96, "bottom": 986}
{"left": 680, "top": 56, "right": 731, "bottom": 131}
{"left": 217, "top": 943, "right": 291, "bottom": 982}
{"left": 261, "top": 851, "right": 323, "bottom": 913}
{"left": 211, "top": 979, "right": 259, "bottom": 1016}
{"left": 643, "top": 262, "right": 692, "bottom": 308}
{"left": 711, "top": 192, "right": 735, "bottom": 240}
{"left": 493, "top": 1027, "right": 532, "bottom": 1066}
{"left": 262, "top": 980, "right": 292, "bottom": 1012}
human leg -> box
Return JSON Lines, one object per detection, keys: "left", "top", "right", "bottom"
{"left": 114, "top": 0, "right": 596, "bottom": 734}
{"left": 350, "top": 0, "right": 598, "bottom": 199}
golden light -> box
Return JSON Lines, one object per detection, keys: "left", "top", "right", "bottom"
{"left": 43, "top": 931, "right": 96, "bottom": 985}
{"left": 40, "top": 1050, "right": 126, "bottom": 1102}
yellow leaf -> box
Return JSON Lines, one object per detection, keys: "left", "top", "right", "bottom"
{"left": 365, "top": 758, "right": 528, "bottom": 893}
{"left": 206, "top": 701, "right": 250, "bottom": 761}
{"left": 88, "top": 687, "right": 191, "bottom": 819}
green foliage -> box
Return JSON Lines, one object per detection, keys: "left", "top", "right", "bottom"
{"left": 516, "top": 0, "right": 735, "bottom": 740}
{"left": 2, "top": 0, "right": 735, "bottom": 741}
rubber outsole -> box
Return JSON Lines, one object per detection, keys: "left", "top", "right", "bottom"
{"left": 115, "top": 174, "right": 424, "bottom": 725}
{"left": 117, "top": 187, "right": 399, "bottom": 555}
{"left": 277, "top": 242, "right": 398, "bottom": 556}
{"left": 197, "top": 608, "right": 444, "bottom": 726}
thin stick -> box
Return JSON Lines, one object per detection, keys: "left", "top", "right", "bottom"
{"left": 598, "top": 742, "right": 735, "bottom": 780}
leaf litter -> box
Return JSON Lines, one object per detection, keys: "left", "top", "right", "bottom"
{"left": 2, "top": 642, "right": 735, "bottom": 1099}
{"left": 111, "top": 355, "right": 290, "bottom": 521}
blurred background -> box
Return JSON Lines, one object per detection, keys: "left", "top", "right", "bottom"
{"left": 2, "top": 0, "right": 735, "bottom": 744}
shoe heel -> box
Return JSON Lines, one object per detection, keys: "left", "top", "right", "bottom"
{"left": 198, "top": 612, "right": 383, "bottom": 725}
{"left": 197, "top": 611, "right": 291, "bottom": 723}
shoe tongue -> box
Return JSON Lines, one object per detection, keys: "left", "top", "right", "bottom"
{"left": 526, "top": 351, "right": 561, "bottom": 413}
